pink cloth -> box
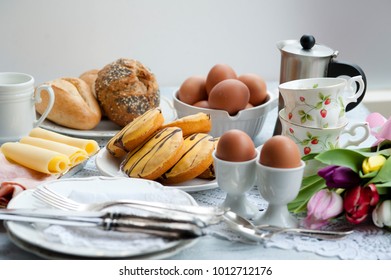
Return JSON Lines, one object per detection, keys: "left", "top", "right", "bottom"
{"left": 0, "top": 153, "right": 55, "bottom": 207}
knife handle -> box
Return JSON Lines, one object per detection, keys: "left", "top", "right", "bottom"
{"left": 104, "top": 216, "right": 204, "bottom": 239}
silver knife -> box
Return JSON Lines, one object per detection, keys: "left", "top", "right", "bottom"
{"left": 0, "top": 208, "right": 204, "bottom": 239}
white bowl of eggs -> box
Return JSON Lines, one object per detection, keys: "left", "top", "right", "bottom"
{"left": 173, "top": 64, "right": 278, "bottom": 139}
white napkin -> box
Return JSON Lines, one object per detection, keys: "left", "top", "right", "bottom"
{"left": 41, "top": 190, "right": 191, "bottom": 256}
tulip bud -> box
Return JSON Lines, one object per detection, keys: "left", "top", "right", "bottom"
{"left": 344, "top": 184, "right": 379, "bottom": 224}
{"left": 303, "top": 189, "right": 343, "bottom": 229}
{"left": 318, "top": 165, "right": 360, "bottom": 189}
{"left": 362, "top": 155, "right": 386, "bottom": 174}
{"left": 372, "top": 200, "right": 391, "bottom": 228}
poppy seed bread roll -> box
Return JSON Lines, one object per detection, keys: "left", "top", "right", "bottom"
{"left": 95, "top": 58, "right": 160, "bottom": 127}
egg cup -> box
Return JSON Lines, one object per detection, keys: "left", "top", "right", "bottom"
{"left": 254, "top": 160, "right": 305, "bottom": 228}
{"left": 212, "top": 150, "right": 259, "bottom": 219}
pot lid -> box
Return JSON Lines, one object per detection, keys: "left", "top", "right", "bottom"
{"left": 277, "top": 35, "right": 338, "bottom": 58}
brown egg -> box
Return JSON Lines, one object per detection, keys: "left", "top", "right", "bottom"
{"left": 238, "top": 74, "right": 268, "bottom": 106}
{"left": 205, "top": 64, "right": 237, "bottom": 94}
{"left": 260, "top": 136, "right": 302, "bottom": 168}
{"left": 245, "top": 103, "right": 254, "bottom": 109}
{"left": 178, "top": 76, "right": 208, "bottom": 105}
{"left": 193, "top": 100, "right": 210, "bottom": 108}
{"left": 215, "top": 129, "right": 256, "bottom": 162}
{"left": 208, "top": 79, "right": 250, "bottom": 115}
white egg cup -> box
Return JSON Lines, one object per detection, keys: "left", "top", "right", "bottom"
{"left": 212, "top": 150, "right": 259, "bottom": 219}
{"left": 254, "top": 160, "right": 305, "bottom": 228}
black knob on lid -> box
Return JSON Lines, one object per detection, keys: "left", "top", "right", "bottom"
{"left": 300, "top": 35, "right": 316, "bottom": 50}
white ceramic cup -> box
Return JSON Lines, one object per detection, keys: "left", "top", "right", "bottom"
{"left": 212, "top": 149, "right": 259, "bottom": 219}
{"left": 279, "top": 108, "right": 369, "bottom": 156}
{"left": 279, "top": 76, "right": 365, "bottom": 128}
{"left": 0, "top": 72, "right": 55, "bottom": 143}
{"left": 254, "top": 160, "right": 305, "bottom": 228}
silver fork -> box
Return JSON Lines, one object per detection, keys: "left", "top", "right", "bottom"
{"left": 32, "top": 185, "right": 225, "bottom": 226}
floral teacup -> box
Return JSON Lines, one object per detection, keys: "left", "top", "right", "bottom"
{"left": 279, "top": 109, "right": 369, "bottom": 156}
{"left": 279, "top": 76, "right": 365, "bottom": 128}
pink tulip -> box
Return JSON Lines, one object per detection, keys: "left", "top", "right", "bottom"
{"left": 344, "top": 184, "right": 380, "bottom": 224}
{"left": 303, "top": 189, "right": 343, "bottom": 229}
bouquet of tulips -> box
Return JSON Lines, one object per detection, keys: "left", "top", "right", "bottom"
{"left": 289, "top": 112, "right": 391, "bottom": 230}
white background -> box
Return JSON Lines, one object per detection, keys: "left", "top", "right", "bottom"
{"left": 1, "top": 0, "right": 390, "bottom": 90}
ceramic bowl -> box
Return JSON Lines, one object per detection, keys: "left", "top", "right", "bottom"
{"left": 172, "top": 90, "right": 278, "bottom": 139}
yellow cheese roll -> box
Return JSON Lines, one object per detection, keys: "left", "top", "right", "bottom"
{"left": 20, "top": 136, "right": 88, "bottom": 166}
{"left": 1, "top": 142, "right": 70, "bottom": 174}
{"left": 29, "top": 127, "right": 99, "bottom": 156}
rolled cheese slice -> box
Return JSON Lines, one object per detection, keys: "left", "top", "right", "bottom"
{"left": 20, "top": 136, "right": 88, "bottom": 166}
{"left": 29, "top": 127, "right": 99, "bottom": 156}
{"left": 1, "top": 142, "right": 70, "bottom": 174}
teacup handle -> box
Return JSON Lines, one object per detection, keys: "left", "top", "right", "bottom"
{"left": 345, "top": 76, "right": 365, "bottom": 105}
{"left": 340, "top": 122, "right": 370, "bottom": 148}
{"left": 327, "top": 61, "right": 367, "bottom": 112}
{"left": 34, "top": 85, "right": 55, "bottom": 127}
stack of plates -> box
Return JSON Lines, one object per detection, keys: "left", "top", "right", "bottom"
{"left": 5, "top": 177, "right": 200, "bottom": 259}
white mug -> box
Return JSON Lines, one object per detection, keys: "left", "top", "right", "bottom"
{"left": 0, "top": 72, "right": 55, "bottom": 144}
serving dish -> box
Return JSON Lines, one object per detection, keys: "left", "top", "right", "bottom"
{"left": 95, "top": 147, "right": 218, "bottom": 192}
{"left": 40, "top": 96, "right": 176, "bottom": 138}
{"left": 172, "top": 89, "right": 278, "bottom": 139}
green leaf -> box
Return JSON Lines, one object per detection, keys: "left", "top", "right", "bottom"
{"left": 313, "top": 83, "right": 319, "bottom": 88}
{"left": 376, "top": 185, "right": 391, "bottom": 195}
{"left": 327, "top": 142, "right": 336, "bottom": 150}
{"left": 306, "top": 132, "right": 313, "bottom": 138}
{"left": 302, "top": 153, "right": 319, "bottom": 161}
{"left": 359, "top": 170, "right": 378, "bottom": 179}
{"left": 301, "top": 116, "right": 307, "bottom": 123}
{"left": 318, "top": 92, "right": 325, "bottom": 100}
{"left": 306, "top": 114, "right": 314, "bottom": 121}
{"left": 314, "top": 149, "right": 367, "bottom": 172}
{"left": 288, "top": 175, "right": 327, "bottom": 213}
{"left": 378, "top": 140, "right": 391, "bottom": 151}
{"left": 298, "top": 110, "right": 306, "bottom": 116}
{"left": 369, "top": 157, "right": 391, "bottom": 185}
{"left": 315, "top": 102, "right": 323, "bottom": 109}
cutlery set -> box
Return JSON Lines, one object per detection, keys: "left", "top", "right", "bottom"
{"left": 0, "top": 185, "right": 353, "bottom": 241}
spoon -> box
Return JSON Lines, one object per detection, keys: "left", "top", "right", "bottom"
{"left": 223, "top": 211, "right": 353, "bottom": 241}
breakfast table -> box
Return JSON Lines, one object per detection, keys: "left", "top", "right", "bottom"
{"left": 1, "top": 86, "right": 390, "bottom": 260}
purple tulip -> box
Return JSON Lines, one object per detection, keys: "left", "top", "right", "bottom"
{"left": 303, "top": 189, "right": 344, "bottom": 229}
{"left": 318, "top": 165, "right": 361, "bottom": 189}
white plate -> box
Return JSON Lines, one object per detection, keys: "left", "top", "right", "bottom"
{"left": 95, "top": 148, "right": 218, "bottom": 192}
{"left": 6, "top": 176, "right": 199, "bottom": 259}
{"left": 40, "top": 96, "right": 176, "bottom": 138}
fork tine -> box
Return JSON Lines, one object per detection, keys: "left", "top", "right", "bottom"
{"left": 33, "top": 186, "right": 80, "bottom": 211}
{"left": 40, "top": 186, "right": 80, "bottom": 206}
{"left": 33, "top": 191, "right": 76, "bottom": 210}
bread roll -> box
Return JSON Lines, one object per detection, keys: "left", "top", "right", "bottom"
{"left": 95, "top": 58, "right": 160, "bottom": 127}
{"left": 79, "top": 69, "right": 99, "bottom": 98}
{"left": 36, "top": 77, "right": 102, "bottom": 130}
